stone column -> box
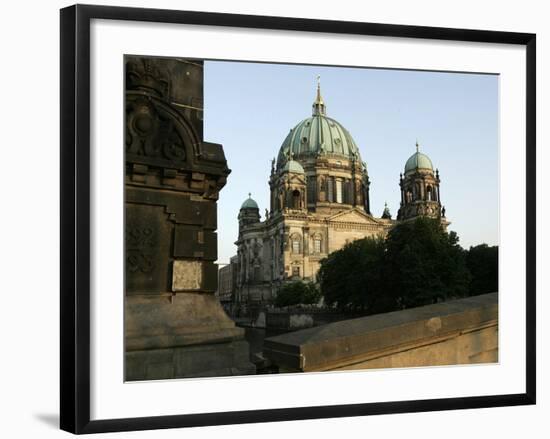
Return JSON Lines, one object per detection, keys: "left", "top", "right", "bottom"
{"left": 124, "top": 56, "right": 254, "bottom": 380}
{"left": 355, "top": 178, "right": 362, "bottom": 206}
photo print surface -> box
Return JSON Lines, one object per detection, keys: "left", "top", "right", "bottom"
{"left": 124, "top": 56, "right": 498, "bottom": 381}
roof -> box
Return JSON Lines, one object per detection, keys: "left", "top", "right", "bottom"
{"left": 282, "top": 159, "right": 305, "bottom": 174}
{"left": 277, "top": 115, "right": 360, "bottom": 167}
{"left": 240, "top": 195, "right": 259, "bottom": 209}
{"left": 404, "top": 151, "right": 434, "bottom": 173}
{"left": 276, "top": 78, "right": 361, "bottom": 169}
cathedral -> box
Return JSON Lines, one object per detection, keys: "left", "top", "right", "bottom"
{"left": 224, "top": 79, "right": 448, "bottom": 308}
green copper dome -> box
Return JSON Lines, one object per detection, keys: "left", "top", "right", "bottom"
{"left": 277, "top": 78, "right": 361, "bottom": 168}
{"left": 282, "top": 159, "right": 305, "bottom": 174}
{"left": 404, "top": 143, "right": 434, "bottom": 173}
{"left": 240, "top": 194, "right": 259, "bottom": 210}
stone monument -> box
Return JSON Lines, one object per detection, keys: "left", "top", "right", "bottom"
{"left": 124, "top": 56, "right": 254, "bottom": 380}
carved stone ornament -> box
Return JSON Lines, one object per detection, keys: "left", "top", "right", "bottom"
{"left": 126, "top": 94, "right": 190, "bottom": 167}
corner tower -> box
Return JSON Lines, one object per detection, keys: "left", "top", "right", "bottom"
{"left": 397, "top": 141, "right": 446, "bottom": 222}
{"left": 238, "top": 194, "right": 260, "bottom": 232}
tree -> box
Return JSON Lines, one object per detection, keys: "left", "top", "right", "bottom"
{"left": 384, "top": 217, "right": 471, "bottom": 308}
{"left": 274, "top": 281, "right": 321, "bottom": 307}
{"left": 317, "top": 237, "right": 390, "bottom": 312}
{"left": 466, "top": 244, "right": 498, "bottom": 296}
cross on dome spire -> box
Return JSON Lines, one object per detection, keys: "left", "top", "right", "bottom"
{"left": 312, "top": 75, "right": 326, "bottom": 116}
{"left": 416, "top": 139, "right": 420, "bottom": 152}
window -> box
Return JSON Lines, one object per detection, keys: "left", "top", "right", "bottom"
{"left": 343, "top": 180, "right": 350, "bottom": 204}
{"left": 313, "top": 237, "right": 322, "bottom": 254}
{"left": 336, "top": 180, "right": 343, "bottom": 203}
{"left": 427, "top": 185, "right": 433, "bottom": 201}
{"left": 327, "top": 178, "right": 334, "bottom": 202}
{"left": 292, "top": 266, "right": 300, "bottom": 277}
{"left": 307, "top": 180, "right": 316, "bottom": 204}
{"left": 292, "top": 189, "right": 301, "bottom": 209}
{"left": 292, "top": 237, "right": 301, "bottom": 254}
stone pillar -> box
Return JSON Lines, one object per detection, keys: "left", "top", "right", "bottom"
{"left": 355, "top": 178, "right": 362, "bottom": 206}
{"left": 124, "top": 56, "right": 254, "bottom": 381}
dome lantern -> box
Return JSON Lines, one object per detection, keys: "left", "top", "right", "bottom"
{"left": 312, "top": 75, "right": 326, "bottom": 116}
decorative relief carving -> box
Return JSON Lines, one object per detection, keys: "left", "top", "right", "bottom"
{"left": 126, "top": 226, "right": 155, "bottom": 274}
{"left": 126, "top": 57, "right": 170, "bottom": 98}
{"left": 126, "top": 97, "right": 187, "bottom": 164}
{"left": 125, "top": 204, "right": 171, "bottom": 294}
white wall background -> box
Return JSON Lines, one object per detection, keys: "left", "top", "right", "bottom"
{"left": 0, "top": 0, "right": 546, "bottom": 437}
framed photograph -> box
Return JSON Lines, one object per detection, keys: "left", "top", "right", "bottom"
{"left": 60, "top": 4, "right": 536, "bottom": 434}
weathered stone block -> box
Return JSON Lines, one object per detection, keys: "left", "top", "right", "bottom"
{"left": 172, "top": 260, "right": 203, "bottom": 291}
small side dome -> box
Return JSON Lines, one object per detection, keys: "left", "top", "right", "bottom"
{"left": 240, "top": 193, "right": 259, "bottom": 209}
{"left": 404, "top": 142, "right": 434, "bottom": 173}
{"left": 282, "top": 159, "right": 305, "bottom": 174}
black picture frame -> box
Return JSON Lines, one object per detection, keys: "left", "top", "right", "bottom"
{"left": 60, "top": 4, "right": 536, "bottom": 434}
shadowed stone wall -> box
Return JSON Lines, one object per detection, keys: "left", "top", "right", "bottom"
{"left": 263, "top": 293, "right": 498, "bottom": 372}
{"left": 124, "top": 56, "right": 254, "bottom": 380}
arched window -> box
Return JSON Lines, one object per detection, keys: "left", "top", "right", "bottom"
{"left": 291, "top": 234, "right": 301, "bottom": 254}
{"left": 313, "top": 234, "right": 322, "bottom": 254}
{"left": 345, "top": 180, "right": 352, "bottom": 204}
{"left": 292, "top": 189, "right": 301, "bottom": 209}
{"left": 335, "top": 180, "right": 343, "bottom": 203}
{"left": 406, "top": 189, "right": 413, "bottom": 203}
{"left": 427, "top": 185, "right": 433, "bottom": 201}
{"left": 327, "top": 178, "right": 334, "bottom": 202}
{"left": 307, "top": 180, "right": 316, "bottom": 204}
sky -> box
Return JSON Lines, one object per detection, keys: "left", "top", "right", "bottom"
{"left": 203, "top": 60, "right": 499, "bottom": 264}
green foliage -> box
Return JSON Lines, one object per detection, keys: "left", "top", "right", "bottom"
{"left": 384, "top": 217, "right": 471, "bottom": 308}
{"left": 466, "top": 244, "right": 498, "bottom": 296}
{"left": 275, "top": 281, "right": 321, "bottom": 307}
{"left": 318, "top": 237, "right": 389, "bottom": 312}
{"left": 318, "top": 218, "right": 476, "bottom": 313}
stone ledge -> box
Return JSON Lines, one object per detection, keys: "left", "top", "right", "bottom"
{"left": 263, "top": 293, "right": 498, "bottom": 372}
{"left": 126, "top": 292, "right": 244, "bottom": 351}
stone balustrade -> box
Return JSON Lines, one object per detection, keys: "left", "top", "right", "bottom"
{"left": 263, "top": 293, "right": 498, "bottom": 372}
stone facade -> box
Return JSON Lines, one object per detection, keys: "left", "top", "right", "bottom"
{"left": 228, "top": 80, "right": 448, "bottom": 311}
{"left": 216, "top": 256, "right": 237, "bottom": 304}
{"left": 124, "top": 56, "right": 254, "bottom": 380}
